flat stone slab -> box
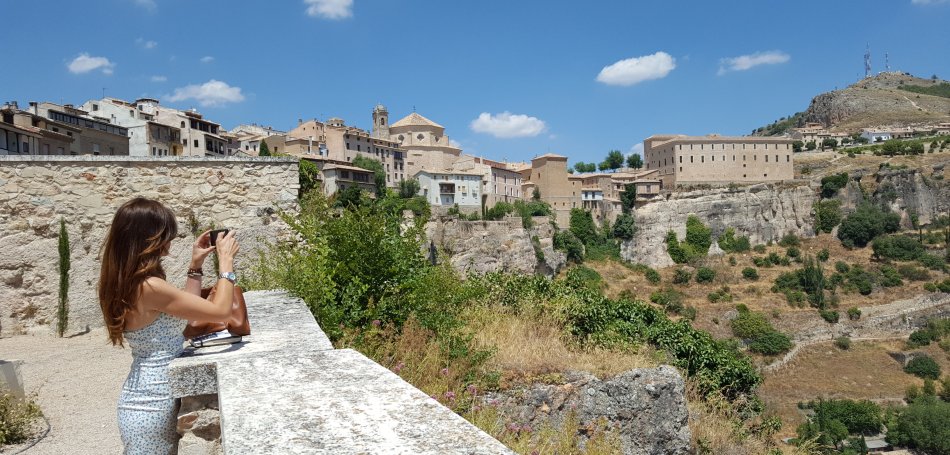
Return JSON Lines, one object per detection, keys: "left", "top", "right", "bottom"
{"left": 217, "top": 349, "right": 513, "bottom": 454}
{"left": 170, "top": 290, "right": 512, "bottom": 454}
{"left": 170, "top": 290, "right": 333, "bottom": 397}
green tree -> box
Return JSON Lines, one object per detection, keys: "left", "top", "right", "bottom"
{"left": 886, "top": 396, "right": 950, "bottom": 455}
{"left": 837, "top": 203, "right": 902, "bottom": 248}
{"left": 58, "top": 218, "right": 70, "bottom": 337}
{"left": 603, "top": 150, "right": 625, "bottom": 170}
{"left": 298, "top": 158, "right": 321, "bottom": 197}
{"left": 554, "top": 230, "right": 585, "bottom": 262}
{"left": 574, "top": 162, "right": 597, "bottom": 173}
{"left": 352, "top": 155, "right": 387, "bottom": 196}
{"left": 258, "top": 140, "right": 271, "bottom": 157}
{"left": 821, "top": 138, "right": 839, "bottom": 150}
{"left": 882, "top": 139, "right": 903, "bottom": 156}
{"left": 814, "top": 200, "right": 843, "bottom": 233}
{"left": 532, "top": 187, "right": 541, "bottom": 201}
{"left": 398, "top": 178, "right": 421, "bottom": 198}
{"left": 620, "top": 183, "right": 637, "bottom": 213}
{"left": 627, "top": 153, "right": 644, "bottom": 169}
{"left": 792, "top": 140, "right": 804, "bottom": 153}
{"left": 335, "top": 186, "right": 366, "bottom": 208}
{"left": 805, "top": 140, "right": 817, "bottom": 151}
{"left": 569, "top": 209, "right": 599, "bottom": 245}
{"left": 613, "top": 213, "right": 635, "bottom": 240}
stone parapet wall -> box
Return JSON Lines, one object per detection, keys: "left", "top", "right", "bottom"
{"left": 0, "top": 156, "right": 299, "bottom": 336}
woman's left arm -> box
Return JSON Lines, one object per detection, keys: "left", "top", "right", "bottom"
{"left": 185, "top": 230, "right": 215, "bottom": 296}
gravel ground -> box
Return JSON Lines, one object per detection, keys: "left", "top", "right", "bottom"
{"left": 0, "top": 328, "right": 128, "bottom": 454}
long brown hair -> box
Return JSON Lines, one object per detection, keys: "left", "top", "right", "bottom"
{"left": 98, "top": 197, "right": 178, "bottom": 346}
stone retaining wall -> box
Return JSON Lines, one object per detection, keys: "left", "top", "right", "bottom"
{"left": 0, "top": 156, "right": 299, "bottom": 336}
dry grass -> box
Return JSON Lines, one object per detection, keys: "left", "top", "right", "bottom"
{"left": 467, "top": 406, "right": 622, "bottom": 455}
{"left": 758, "top": 339, "right": 950, "bottom": 438}
{"left": 465, "top": 307, "right": 658, "bottom": 382}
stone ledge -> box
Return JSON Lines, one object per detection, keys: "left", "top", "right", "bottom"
{"left": 171, "top": 290, "right": 513, "bottom": 454}
{"left": 0, "top": 155, "right": 298, "bottom": 163}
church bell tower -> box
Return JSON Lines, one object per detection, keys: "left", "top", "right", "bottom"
{"left": 372, "top": 104, "right": 389, "bottom": 138}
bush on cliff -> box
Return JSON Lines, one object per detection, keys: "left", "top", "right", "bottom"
{"left": 666, "top": 215, "right": 712, "bottom": 264}
{"left": 837, "top": 203, "right": 901, "bottom": 248}
{"left": 717, "top": 228, "right": 751, "bottom": 253}
{"left": 814, "top": 199, "right": 842, "bottom": 234}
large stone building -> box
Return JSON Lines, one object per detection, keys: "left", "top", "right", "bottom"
{"left": 644, "top": 134, "right": 794, "bottom": 188}
{"left": 416, "top": 170, "right": 483, "bottom": 210}
{"left": 0, "top": 102, "right": 74, "bottom": 156}
{"left": 449, "top": 155, "right": 523, "bottom": 208}
{"left": 151, "top": 102, "right": 229, "bottom": 157}
{"left": 226, "top": 123, "right": 285, "bottom": 156}
{"left": 375, "top": 108, "right": 462, "bottom": 177}
{"left": 518, "top": 153, "right": 582, "bottom": 227}
{"left": 23, "top": 102, "right": 130, "bottom": 156}
{"left": 263, "top": 107, "right": 406, "bottom": 191}
{"left": 80, "top": 98, "right": 181, "bottom": 156}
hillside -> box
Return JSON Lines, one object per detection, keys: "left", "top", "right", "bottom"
{"left": 754, "top": 72, "right": 950, "bottom": 135}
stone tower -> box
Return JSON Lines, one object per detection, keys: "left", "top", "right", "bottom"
{"left": 372, "top": 104, "right": 389, "bottom": 139}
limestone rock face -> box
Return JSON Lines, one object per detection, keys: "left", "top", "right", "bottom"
{"left": 622, "top": 185, "right": 816, "bottom": 268}
{"left": 487, "top": 366, "right": 690, "bottom": 455}
{"left": 425, "top": 216, "right": 565, "bottom": 277}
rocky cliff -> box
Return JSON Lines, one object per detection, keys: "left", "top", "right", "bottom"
{"left": 425, "top": 216, "right": 565, "bottom": 277}
{"left": 833, "top": 160, "right": 949, "bottom": 226}
{"left": 622, "top": 185, "right": 817, "bottom": 268}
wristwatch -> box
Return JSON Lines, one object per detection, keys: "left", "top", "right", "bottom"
{"left": 219, "top": 272, "right": 237, "bottom": 284}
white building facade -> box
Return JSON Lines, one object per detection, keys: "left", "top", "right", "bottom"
{"left": 415, "top": 170, "right": 482, "bottom": 210}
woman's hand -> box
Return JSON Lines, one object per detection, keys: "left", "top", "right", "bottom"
{"left": 190, "top": 230, "right": 215, "bottom": 269}
{"left": 215, "top": 230, "right": 240, "bottom": 271}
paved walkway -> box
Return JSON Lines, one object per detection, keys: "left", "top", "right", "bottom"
{"left": 0, "top": 328, "right": 127, "bottom": 454}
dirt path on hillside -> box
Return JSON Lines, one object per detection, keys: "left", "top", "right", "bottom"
{"left": 0, "top": 328, "right": 127, "bottom": 454}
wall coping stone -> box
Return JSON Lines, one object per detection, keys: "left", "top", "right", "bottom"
{"left": 170, "top": 290, "right": 513, "bottom": 454}
{"left": 0, "top": 156, "right": 298, "bottom": 164}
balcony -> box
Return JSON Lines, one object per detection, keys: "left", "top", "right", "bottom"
{"left": 439, "top": 183, "right": 456, "bottom": 194}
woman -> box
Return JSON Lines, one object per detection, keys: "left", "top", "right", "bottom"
{"left": 98, "top": 197, "right": 239, "bottom": 454}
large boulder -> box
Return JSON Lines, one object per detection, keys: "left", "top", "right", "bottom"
{"left": 487, "top": 366, "right": 690, "bottom": 455}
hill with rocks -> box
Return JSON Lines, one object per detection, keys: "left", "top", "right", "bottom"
{"left": 754, "top": 72, "right": 950, "bottom": 136}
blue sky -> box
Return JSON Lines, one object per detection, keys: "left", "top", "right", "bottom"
{"left": 2, "top": 0, "right": 949, "bottom": 165}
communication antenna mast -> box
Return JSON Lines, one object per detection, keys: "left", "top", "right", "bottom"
{"left": 864, "top": 44, "right": 871, "bottom": 78}
{"left": 885, "top": 52, "right": 890, "bottom": 72}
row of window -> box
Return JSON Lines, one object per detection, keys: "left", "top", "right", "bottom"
{"left": 49, "top": 111, "right": 127, "bottom": 136}
{"left": 676, "top": 143, "right": 790, "bottom": 151}
{"left": 651, "top": 154, "right": 791, "bottom": 168}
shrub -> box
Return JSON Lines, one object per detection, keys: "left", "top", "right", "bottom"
{"left": 918, "top": 253, "right": 946, "bottom": 271}
{"left": 554, "top": 231, "right": 585, "bottom": 263}
{"left": 819, "top": 310, "right": 840, "bottom": 323}
{"left": 707, "top": 286, "right": 733, "bottom": 303}
{"left": 731, "top": 310, "right": 773, "bottom": 339}
{"left": 613, "top": 213, "right": 635, "bottom": 240}
{"left": 835, "top": 336, "right": 851, "bottom": 350}
{"left": 872, "top": 235, "right": 924, "bottom": 261}
{"left": 904, "top": 355, "right": 941, "bottom": 380}
{"left": 672, "top": 268, "right": 692, "bottom": 284}
{"left": 749, "top": 331, "right": 793, "bottom": 355}
{"left": 666, "top": 216, "right": 712, "bottom": 263}
{"left": 779, "top": 233, "right": 801, "bottom": 247}
{"left": 569, "top": 209, "right": 599, "bottom": 246}
{"left": 908, "top": 329, "right": 936, "bottom": 347}
{"left": 728, "top": 256, "right": 737, "bottom": 266}
{"left": 718, "top": 228, "right": 751, "bottom": 253}
{"left": 768, "top": 252, "right": 782, "bottom": 266}
{"left": 837, "top": 203, "right": 901, "bottom": 248}
{"left": 820, "top": 172, "right": 849, "bottom": 198}
{"left": 786, "top": 246, "right": 801, "bottom": 258}
{"left": 835, "top": 261, "right": 850, "bottom": 273}
{"left": 695, "top": 267, "right": 716, "bottom": 283}
{"left": 847, "top": 307, "right": 862, "bottom": 321}
{"left": 565, "top": 266, "right": 603, "bottom": 291}
{"left": 879, "top": 266, "right": 904, "bottom": 287}
{"left": 752, "top": 256, "right": 771, "bottom": 268}
{"left": 814, "top": 200, "right": 843, "bottom": 233}
{"left": 898, "top": 264, "right": 930, "bottom": 281}
{"left": 484, "top": 202, "right": 514, "bottom": 220}
{"left": 924, "top": 282, "right": 938, "bottom": 292}
{"left": 817, "top": 248, "right": 830, "bottom": 262}
{"left": 753, "top": 244, "right": 767, "bottom": 254}
{"left": 742, "top": 267, "right": 759, "bottom": 280}
{"left": 643, "top": 267, "right": 661, "bottom": 284}
{"left": 650, "top": 287, "right": 685, "bottom": 314}
{"left": 0, "top": 388, "right": 42, "bottom": 445}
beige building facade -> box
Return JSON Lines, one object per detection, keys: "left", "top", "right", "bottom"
{"left": 29, "top": 102, "right": 129, "bottom": 156}
{"left": 449, "top": 155, "right": 523, "bottom": 208}
{"left": 519, "top": 153, "right": 582, "bottom": 227}
{"left": 1, "top": 103, "right": 75, "bottom": 156}
{"left": 644, "top": 134, "right": 794, "bottom": 188}
{"left": 379, "top": 109, "right": 462, "bottom": 177}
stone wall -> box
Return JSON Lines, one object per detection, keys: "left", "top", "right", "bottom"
{"left": 0, "top": 156, "right": 299, "bottom": 336}
{"left": 622, "top": 184, "right": 817, "bottom": 268}
{"left": 425, "top": 216, "right": 565, "bottom": 277}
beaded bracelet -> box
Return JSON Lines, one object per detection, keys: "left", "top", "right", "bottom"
{"left": 187, "top": 268, "right": 204, "bottom": 277}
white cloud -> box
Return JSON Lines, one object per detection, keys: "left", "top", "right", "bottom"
{"left": 200, "top": 56, "right": 214, "bottom": 63}
{"left": 596, "top": 51, "right": 676, "bottom": 86}
{"left": 133, "top": 0, "right": 156, "bottom": 11}
{"left": 67, "top": 53, "right": 115, "bottom": 75}
{"left": 628, "top": 143, "right": 644, "bottom": 156}
{"left": 150, "top": 75, "right": 167, "bottom": 83}
{"left": 136, "top": 38, "right": 158, "bottom": 49}
{"left": 304, "top": 0, "right": 353, "bottom": 19}
{"left": 718, "top": 51, "right": 790, "bottom": 75}
{"left": 168, "top": 80, "right": 245, "bottom": 107}
{"left": 470, "top": 112, "right": 546, "bottom": 138}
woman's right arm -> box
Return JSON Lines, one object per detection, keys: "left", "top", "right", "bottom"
{"left": 143, "top": 230, "right": 240, "bottom": 321}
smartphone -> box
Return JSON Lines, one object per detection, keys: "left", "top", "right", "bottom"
{"left": 209, "top": 229, "right": 230, "bottom": 247}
